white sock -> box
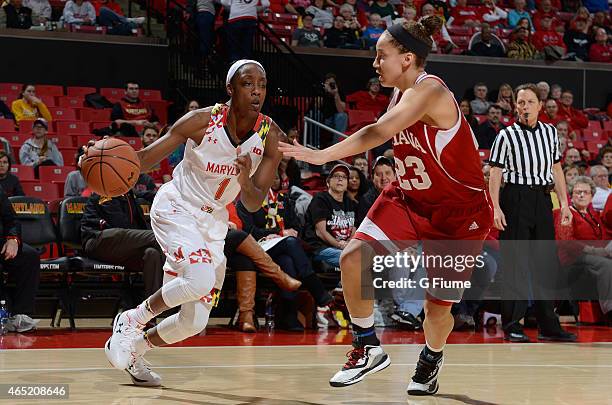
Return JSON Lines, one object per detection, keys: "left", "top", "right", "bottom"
{"left": 134, "top": 330, "right": 155, "bottom": 356}
{"left": 352, "top": 314, "right": 375, "bottom": 329}
{"left": 426, "top": 341, "right": 444, "bottom": 352}
{"left": 131, "top": 300, "right": 156, "bottom": 326}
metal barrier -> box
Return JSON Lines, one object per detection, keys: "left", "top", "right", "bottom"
{"left": 302, "top": 116, "right": 371, "bottom": 166}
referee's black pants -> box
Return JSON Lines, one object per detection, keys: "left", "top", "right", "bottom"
{"left": 499, "top": 184, "right": 563, "bottom": 335}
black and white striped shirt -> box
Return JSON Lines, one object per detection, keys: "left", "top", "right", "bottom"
{"left": 489, "top": 121, "right": 560, "bottom": 185}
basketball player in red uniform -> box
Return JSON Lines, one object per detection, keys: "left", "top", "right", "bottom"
{"left": 280, "top": 17, "right": 493, "bottom": 396}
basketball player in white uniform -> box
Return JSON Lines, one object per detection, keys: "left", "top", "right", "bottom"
{"left": 99, "top": 60, "right": 286, "bottom": 386}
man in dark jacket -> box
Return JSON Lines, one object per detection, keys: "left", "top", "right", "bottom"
{"left": 475, "top": 104, "right": 505, "bottom": 150}
{"left": 81, "top": 190, "right": 164, "bottom": 300}
{"left": 0, "top": 188, "right": 40, "bottom": 332}
{"left": 0, "top": 152, "right": 24, "bottom": 197}
{"left": 356, "top": 156, "right": 395, "bottom": 227}
{"left": 3, "top": 0, "right": 33, "bottom": 29}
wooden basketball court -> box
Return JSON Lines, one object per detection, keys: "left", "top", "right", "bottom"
{"left": 1, "top": 328, "right": 611, "bottom": 404}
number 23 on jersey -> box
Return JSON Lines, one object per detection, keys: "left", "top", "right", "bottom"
{"left": 394, "top": 156, "right": 432, "bottom": 191}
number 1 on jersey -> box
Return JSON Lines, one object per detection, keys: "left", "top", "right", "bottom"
{"left": 214, "top": 178, "right": 231, "bottom": 200}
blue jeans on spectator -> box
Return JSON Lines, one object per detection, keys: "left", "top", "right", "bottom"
{"left": 314, "top": 247, "right": 342, "bottom": 268}
{"left": 455, "top": 247, "right": 500, "bottom": 317}
{"left": 226, "top": 18, "right": 256, "bottom": 62}
{"left": 390, "top": 259, "right": 426, "bottom": 316}
{"left": 324, "top": 112, "right": 348, "bottom": 143}
{"left": 196, "top": 11, "right": 215, "bottom": 56}
{"left": 98, "top": 7, "right": 136, "bottom": 35}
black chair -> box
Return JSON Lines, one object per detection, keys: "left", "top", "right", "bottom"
{"left": 8, "top": 196, "right": 71, "bottom": 326}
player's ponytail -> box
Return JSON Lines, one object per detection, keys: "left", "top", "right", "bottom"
{"left": 387, "top": 15, "right": 444, "bottom": 67}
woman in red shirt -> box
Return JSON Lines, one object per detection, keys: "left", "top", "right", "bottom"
{"left": 554, "top": 176, "right": 612, "bottom": 318}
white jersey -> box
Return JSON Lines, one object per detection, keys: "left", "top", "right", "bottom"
{"left": 170, "top": 103, "right": 270, "bottom": 221}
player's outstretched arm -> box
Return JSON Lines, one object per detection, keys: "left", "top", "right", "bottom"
{"left": 279, "top": 81, "right": 445, "bottom": 165}
{"left": 136, "top": 108, "right": 212, "bottom": 172}
{"left": 237, "top": 121, "right": 284, "bottom": 212}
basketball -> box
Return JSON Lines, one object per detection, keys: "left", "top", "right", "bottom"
{"left": 81, "top": 137, "right": 141, "bottom": 197}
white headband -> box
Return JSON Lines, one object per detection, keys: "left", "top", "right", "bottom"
{"left": 226, "top": 59, "right": 266, "bottom": 86}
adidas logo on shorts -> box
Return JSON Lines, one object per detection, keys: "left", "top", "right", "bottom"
{"left": 468, "top": 221, "right": 479, "bottom": 231}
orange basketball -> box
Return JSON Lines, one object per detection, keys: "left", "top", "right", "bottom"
{"left": 81, "top": 137, "right": 141, "bottom": 197}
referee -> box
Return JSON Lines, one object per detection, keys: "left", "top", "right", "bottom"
{"left": 489, "top": 83, "right": 576, "bottom": 343}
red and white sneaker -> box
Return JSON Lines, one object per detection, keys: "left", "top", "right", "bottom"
{"left": 105, "top": 311, "right": 145, "bottom": 370}
{"left": 329, "top": 345, "right": 391, "bottom": 387}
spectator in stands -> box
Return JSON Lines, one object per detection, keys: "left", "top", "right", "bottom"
{"left": 0, "top": 136, "right": 14, "bottom": 163}
{"left": 110, "top": 81, "right": 159, "bottom": 137}
{"left": 23, "top": 0, "right": 50, "bottom": 25}
{"left": 19, "top": 118, "right": 63, "bottom": 176}
{"left": 11, "top": 84, "right": 52, "bottom": 127}
{"left": 0, "top": 187, "right": 40, "bottom": 333}
{"left": 599, "top": 146, "right": 612, "bottom": 179}
{"left": 353, "top": 155, "right": 369, "bottom": 178}
{"left": 81, "top": 190, "right": 164, "bottom": 303}
{"left": 286, "top": 0, "right": 311, "bottom": 15}
{"left": 564, "top": 147, "right": 582, "bottom": 166}
{"left": 516, "top": 16, "right": 531, "bottom": 31}
{"left": 132, "top": 172, "right": 157, "bottom": 202}
{"left": 95, "top": 0, "right": 144, "bottom": 36}
{"left": 306, "top": 0, "right": 334, "bottom": 29}
{"left": 540, "top": 98, "right": 562, "bottom": 125}
{"left": 591, "top": 11, "right": 611, "bottom": 37}
{"left": 62, "top": 0, "right": 96, "bottom": 24}
{"left": 496, "top": 83, "right": 515, "bottom": 116}
{"left": 291, "top": 13, "right": 323, "bottom": 47}
{"left": 140, "top": 124, "right": 172, "bottom": 185}
{"left": 557, "top": 89, "right": 588, "bottom": 129}
{"left": 236, "top": 174, "right": 336, "bottom": 330}
{"left": 0, "top": 152, "right": 23, "bottom": 197}
{"left": 186, "top": 99, "right": 200, "bottom": 111}
{"left": 369, "top": 0, "right": 395, "bottom": 26}
{"left": 421, "top": 3, "right": 456, "bottom": 52}
{"left": 476, "top": 104, "right": 504, "bottom": 150}
{"left": 356, "top": 156, "right": 394, "bottom": 227}
{"left": 64, "top": 146, "right": 87, "bottom": 197}
{"left": 508, "top": 0, "right": 532, "bottom": 29}
{"left": 188, "top": 0, "right": 216, "bottom": 57}
{"left": 554, "top": 176, "right": 612, "bottom": 320}
{"left": 324, "top": 15, "right": 360, "bottom": 48}
{"left": 550, "top": 83, "right": 562, "bottom": 100}
{"left": 533, "top": 15, "right": 567, "bottom": 57}
{"left": 347, "top": 166, "right": 367, "bottom": 203}
{"left": 460, "top": 99, "right": 479, "bottom": 131}
{"left": 556, "top": 120, "right": 577, "bottom": 141}
{"left": 392, "top": 5, "right": 415, "bottom": 26}
{"left": 564, "top": 17, "right": 590, "bottom": 60}
{"left": 470, "top": 82, "right": 491, "bottom": 115}
{"left": 339, "top": 3, "right": 361, "bottom": 31}
{"left": 564, "top": 163, "right": 579, "bottom": 184}
{"left": 533, "top": 0, "right": 559, "bottom": 30}
{"left": 481, "top": 0, "right": 507, "bottom": 28}
{"left": 3, "top": 0, "right": 32, "bottom": 29}
{"left": 558, "top": 134, "right": 568, "bottom": 156}
{"left": 303, "top": 164, "right": 356, "bottom": 267}
{"left": 222, "top": 0, "right": 267, "bottom": 61}
{"left": 468, "top": 22, "right": 505, "bottom": 57}
{"left": 536, "top": 81, "right": 550, "bottom": 101}
{"left": 321, "top": 73, "right": 348, "bottom": 137}
{"left": 589, "top": 165, "right": 610, "bottom": 210}
{"left": 278, "top": 151, "right": 301, "bottom": 190}
{"left": 589, "top": 27, "right": 611, "bottom": 63}
{"left": 346, "top": 77, "right": 389, "bottom": 115}
{"left": 507, "top": 26, "right": 538, "bottom": 59}
{"left": 0, "top": 99, "right": 13, "bottom": 120}
{"left": 362, "top": 12, "right": 385, "bottom": 49}
{"left": 447, "top": 0, "right": 481, "bottom": 28}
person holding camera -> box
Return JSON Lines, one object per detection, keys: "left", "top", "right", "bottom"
{"left": 322, "top": 73, "right": 348, "bottom": 141}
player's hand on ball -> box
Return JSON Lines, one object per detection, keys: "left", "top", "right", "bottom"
{"left": 493, "top": 207, "right": 507, "bottom": 231}
{"left": 235, "top": 146, "right": 252, "bottom": 186}
{"left": 278, "top": 139, "right": 327, "bottom": 166}
{"left": 78, "top": 137, "right": 108, "bottom": 168}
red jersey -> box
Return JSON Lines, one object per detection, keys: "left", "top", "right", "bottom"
{"left": 389, "top": 72, "right": 487, "bottom": 211}
{"left": 532, "top": 30, "right": 566, "bottom": 51}
{"left": 448, "top": 5, "right": 482, "bottom": 26}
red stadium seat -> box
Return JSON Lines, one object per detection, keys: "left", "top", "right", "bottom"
{"left": 474, "top": 115, "right": 486, "bottom": 124}
{"left": 273, "top": 13, "right": 298, "bottom": 25}
{"left": 22, "top": 182, "right": 61, "bottom": 201}
{"left": 55, "top": 121, "right": 90, "bottom": 135}
{"left": 567, "top": 140, "right": 585, "bottom": 150}
{"left": 582, "top": 128, "right": 607, "bottom": 142}
{"left": 59, "top": 148, "right": 79, "bottom": 165}
{"left": 140, "top": 89, "right": 162, "bottom": 101}
{"left": 58, "top": 96, "right": 85, "bottom": 108}
{"left": 586, "top": 141, "right": 606, "bottom": 155}
{"left": 18, "top": 120, "right": 34, "bottom": 134}
{"left": 10, "top": 165, "right": 35, "bottom": 181}
{"left": 447, "top": 26, "right": 472, "bottom": 36}
{"left": 0, "top": 91, "right": 19, "bottom": 105}
{"left": 39, "top": 166, "right": 76, "bottom": 183}
{"left": 48, "top": 135, "right": 75, "bottom": 148}
{"left": 269, "top": 24, "right": 293, "bottom": 36}
{"left": 40, "top": 95, "right": 57, "bottom": 107}
{"left": 347, "top": 110, "right": 377, "bottom": 132}
{"left": 79, "top": 108, "right": 111, "bottom": 122}
{"left": 67, "top": 86, "right": 96, "bottom": 97}
{"left": 75, "top": 135, "right": 100, "bottom": 147}
{"left": 90, "top": 121, "right": 112, "bottom": 131}
{"left": 0, "top": 119, "right": 14, "bottom": 132}
{"left": 0, "top": 83, "right": 22, "bottom": 94}
{"left": 8, "top": 133, "right": 31, "bottom": 149}
{"left": 36, "top": 85, "right": 64, "bottom": 97}
{"left": 450, "top": 35, "right": 471, "bottom": 48}
{"left": 100, "top": 87, "right": 125, "bottom": 100}
{"left": 587, "top": 121, "right": 602, "bottom": 131}
{"left": 49, "top": 107, "right": 77, "bottom": 121}
{"left": 501, "top": 116, "right": 515, "bottom": 125}
{"left": 603, "top": 121, "right": 612, "bottom": 132}
{"left": 147, "top": 100, "right": 169, "bottom": 125}
{"left": 124, "top": 137, "right": 143, "bottom": 150}
{"left": 478, "top": 149, "right": 490, "bottom": 160}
